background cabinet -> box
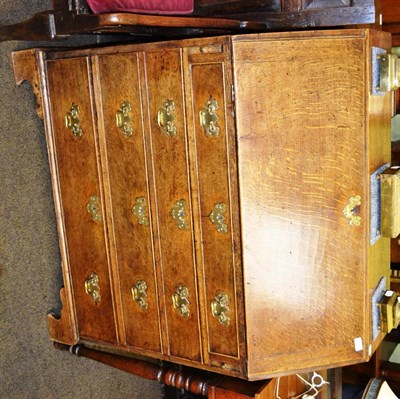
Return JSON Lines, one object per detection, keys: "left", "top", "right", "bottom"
{"left": 13, "top": 28, "right": 392, "bottom": 381}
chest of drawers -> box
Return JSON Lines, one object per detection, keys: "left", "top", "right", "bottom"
{"left": 13, "top": 28, "right": 393, "bottom": 380}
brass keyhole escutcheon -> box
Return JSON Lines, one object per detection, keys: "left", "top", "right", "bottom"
{"left": 171, "top": 199, "right": 190, "bottom": 230}
{"left": 132, "top": 197, "right": 149, "bottom": 226}
{"left": 85, "top": 272, "right": 101, "bottom": 304}
{"left": 115, "top": 101, "right": 133, "bottom": 137}
{"left": 131, "top": 280, "right": 149, "bottom": 310}
{"left": 211, "top": 292, "right": 230, "bottom": 326}
{"left": 157, "top": 100, "right": 177, "bottom": 137}
{"left": 172, "top": 285, "right": 190, "bottom": 318}
{"left": 65, "top": 103, "right": 83, "bottom": 138}
{"left": 209, "top": 203, "right": 228, "bottom": 234}
{"left": 343, "top": 195, "right": 361, "bottom": 226}
{"left": 86, "top": 195, "right": 102, "bottom": 223}
{"left": 199, "top": 98, "right": 220, "bottom": 137}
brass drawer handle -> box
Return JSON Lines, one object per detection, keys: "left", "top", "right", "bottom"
{"left": 199, "top": 98, "right": 220, "bottom": 138}
{"left": 86, "top": 195, "right": 102, "bottom": 223}
{"left": 171, "top": 199, "right": 190, "bottom": 230}
{"left": 209, "top": 203, "right": 228, "bottom": 234}
{"left": 172, "top": 285, "right": 190, "bottom": 318}
{"left": 131, "top": 280, "right": 149, "bottom": 310}
{"left": 211, "top": 292, "right": 230, "bottom": 326}
{"left": 378, "top": 53, "right": 400, "bottom": 92}
{"left": 132, "top": 197, "right": 150, "bottom": 226}
{"left": 65, "top": 103, "right": 83, "bottom": 138}
{"left": 157, "top": 100, "right": 177, "bottom": 137}
{"left": 85, "top": 272, "right": 101, "bottom": 304}
{"left": 115, "top": 101, "right": 133, "bottom": 137}
{"left": 380, "top": 167, "right": 400, "bottom": 238}
{"left": 343, "top": 195, "right": 361, "bottom": 226}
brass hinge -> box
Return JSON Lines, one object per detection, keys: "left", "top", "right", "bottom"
{"left": 378, "top": 52, "right": 400, "bottom": 92}
{"left": 380, "top": 166, "right": 400, "bottom": 238}
{"left": 379, "top": 290, "right": 400, "bottom": 333}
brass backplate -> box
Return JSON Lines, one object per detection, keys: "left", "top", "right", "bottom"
{"left": 65, "top": 103, "right": 83, "bottom": 138}
{"left": 131, "top": 280, "right": 149, "bottom": 310}
{"left": 132, "top": 197, "right": 149, "bottom": 226}
{"left": 85, "top": 272, "right": 101, "bottom": 304}
{"left": 171, "top": 199, "right": 189, "bottom": 230}
{"left": 199, "top": 98, "right": 220, "bottom": 137}
{"left": 86, "top": 195, "right": 102, "bottom": 223}
{"left": 172, "top": 285, "right": 190, "bottom": 318}
{"left": 211, "top": 292, "right": 230, "bottom": 326}
{"left": 380, "top": 166, "right": 400, "bottom": 238}
{"left": 379, "top": 53, "right": 400, "bottom": 92}
{"left": 115, "top": 101, "right": 133, "bottom": 137}
{"left": 157, "top": 100, "right": 177, "bottom": 137}
{"left": 209, "top": 203, "right": 228, "bottom": 233}
{"left": 343, "top": 195, "right": 361, "bottom": 226}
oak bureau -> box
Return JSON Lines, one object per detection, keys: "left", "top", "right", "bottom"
{"left": 12, "top": 28, "right": 397, "bottom": 380}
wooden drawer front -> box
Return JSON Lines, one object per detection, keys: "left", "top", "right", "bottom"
{"left": 233, "top": 36, "right": 367, "bottom": 376}
{"left": 95, "top": 54, "right": 161, "bottom": 352}
{"left": 46, "top": 58, "right": 117, "bottom": 343}
{"left": 144, "top": 49, "right": 202, "bottom": 362}
{"left": 188, "top": 59, "right": 240, "bottom": 361}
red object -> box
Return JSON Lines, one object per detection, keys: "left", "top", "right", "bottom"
{"left": 86, "top": 0, "right": 194, "bottom": 15}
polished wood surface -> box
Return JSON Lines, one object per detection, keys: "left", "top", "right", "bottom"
{"left": 46, "top": 57, "right": 118, "bottom": 344}
{"left": 144, "top": 48, "right": 203, "bottom": 362}
{"left": 12, "top": 29, "right": 393, "bottom": 382}
{"left": 185, "top": 44, "right": 244, "bottom": 371}
{"left": 0, "top": 5, "right": 264, "bottom": 42}
{"left": 94, "top": 53, "right": 162, "bottom": 352}
{"left": 0, "top": 0, "right": 378, "bottom": 42}
{"left": 233, "top": 29, "right": 391, "bottom": 379}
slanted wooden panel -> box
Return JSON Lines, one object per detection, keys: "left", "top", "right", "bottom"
{"left": 233, "top": 31, "right": 373, "bottom": 379}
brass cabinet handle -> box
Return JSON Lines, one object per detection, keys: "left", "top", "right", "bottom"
{"left": 172, "top": 285, "right": 190, "bottom": 318}
{"left": 378, "top": 53, "right": 400, "bottom": 92}
{"left": 86, "top": 195, "right": 102, "bottom": 223}
{"left": 380, "top": 167, "right": 400, "bottom": 238}
{"left": 171, "top": 199, "right": 190, "bottom": 230}
{"left": 65, "top": 103, "right": 83, "bottom": 138}
{"left": 343, "top": 195, "right": 361, "bottom": 226}
{"left": 199, "top": 98, "right": 220, "bottom": 137}
{"left": 85, "top": 272, "right": 101, "bottom": 304}
{"left": 209, "top": 203, "right": 228, "bottom": 234}
{"left": 132, "top": 197, "right": 150, "bottom": 226}
{"left": 211, "top": 292, "right": 230, "bottom": 326}
{"left": 115, "top": 101, "right": 133, "bottom": 137}
{"left": 157, "top": 100, "right": 177, "bottom": 137}
{"left": 131, "top": 280, "right": 149, "bottom": 310}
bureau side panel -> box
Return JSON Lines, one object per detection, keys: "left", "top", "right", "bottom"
{"left": 233, "top": 33, "right": 368, "bottom": 378}
{"left": 46, "top": 58, "right": 117, "bottom": 343}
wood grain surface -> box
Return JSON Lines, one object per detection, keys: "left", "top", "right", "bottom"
{"left": 46, "top": 57, "right": 117, "bottom": 343}
{"left": 94, "top": 53, "right": 162, "bottom": 352}
{"left": 13, "top": 29, "right": 393, "bottom": 381}
{"left": 233, "top": 30, "right": 390, "bottom": 379}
